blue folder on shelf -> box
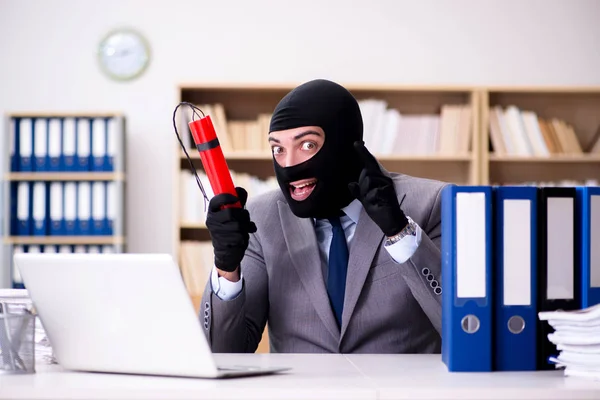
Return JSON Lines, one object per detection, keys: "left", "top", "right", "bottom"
{"left": 576, "top": 186, "right": 600, "bottom": 308}
{"left": 10, "top": 118, "right": 19, "bottom": 172}
{"left": 19, "top": 118, "right": 33, "bottom": 172}
{"left": 92, "top": 118, "right": 108, "bottom": 171}
{"left": 32, "top": 181, "right": 48, "bottom": 236}
{"left": 493, "top": 186, "right": 538, "bottom": 371}
{"left": 47, "top": 118, "right": 62, "bottom": 171}
{"left": 33, "top": 118, "right": 48, "bottom": 172}
{"left": 63, "top": 118, "right": 77, "bottom": 171}
{"left": 441, "top": 185, "right": 493, "bottom": 372}
{"left": 49, "top": 182, "right": 65, "bottom": 235}
{"left": 77, "top": 118, "right": 91, "bottom": 171}
{"left": 16, "top": 182, "right": 31, "bottom": 236}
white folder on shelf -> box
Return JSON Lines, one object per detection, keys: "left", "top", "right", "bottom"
{"left": 11, "top": 245, "right": 25, "bottom": 288}
{"left": 106, "top": 182, "right": 116, "bottom": 235}
{"left": 17, "top": 182, "right": 31, "bottom": 236}
{"left": 48, "top": 118, "right": 62, "bottom": 171}
{"left": 63, "top": 118, "right": 77, "bottom": 171}
{"left": 92, "top": 118, "right": 107, "bottom": 171}
{"left": 92, "top": 182, "right": 106, "bottom": 235}
{"left": 77, "top": 118, "right": 91, "bottom": 171}
{"left": 19, "top": 118, "right": 33, "bottom": 171}
{"left": 102, "top": 245, "right": 115, "bottom": 254}
{"left": 34, "top": 118, "right": 48, "bottom": 171}
{"left": 64, "top": 182, "right": 77, "bottom": 235}
{"left": 32, "top": 182, "right": 47, "bottom": 236}
{"left": 77, "top": 182, "right": 91, "bottom": 235}
{"left": 49, "top": 182, "right": 64, "bottom": 235}
{"left": 43, "top": 245, "right": 57, "bottom": 254}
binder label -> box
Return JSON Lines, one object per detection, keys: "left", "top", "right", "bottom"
{"left": 591, "top": 195, "right": 600, "bottom": 288}
{"left": 503, "top": 199, "right": 532, "bottom": 306}
{"left": 456, "top": 192, "right": 487, "bottom": 298}
{"left": 547, "top": 197, "right": 574, "bottom": 300}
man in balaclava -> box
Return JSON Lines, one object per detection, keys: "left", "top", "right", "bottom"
{"left": 201, "top": 79, "right": 447, "bottom": 354}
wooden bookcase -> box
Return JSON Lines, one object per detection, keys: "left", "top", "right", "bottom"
{"left": 479, "top": 87, "right": 600, "bottom": 186}
{"left": 1, "top": 112, "right": 127, "bottom": 289}
{"left": 173, "top": 83, "right": 480, "bottom": 353}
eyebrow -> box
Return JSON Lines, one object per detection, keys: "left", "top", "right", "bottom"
{"left": 268, "top": 130, "right": 322, "bottom": 143}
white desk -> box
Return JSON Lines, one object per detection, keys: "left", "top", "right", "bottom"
{"left": 1, "top": 354, "right": 600, "bottom": 400}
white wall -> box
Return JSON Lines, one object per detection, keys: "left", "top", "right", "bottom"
{"left": 1, "top": 0, "right": 599, "bottom": 256}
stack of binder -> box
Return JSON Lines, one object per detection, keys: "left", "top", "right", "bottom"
{"left": 10, "top": 116, "right": 119, "bottom": 173}
{"left": 10, "top": 180, "right": 116, "bottom": 237}
{"left": 5, "top": 114, "right": 125, "bottom": 290}
{"left": 441, "top": 184, "right": 600, "bottom": 373}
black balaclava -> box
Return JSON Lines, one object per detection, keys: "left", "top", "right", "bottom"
{"left": 269, "top": 79, "right": 363, "bottom": 219}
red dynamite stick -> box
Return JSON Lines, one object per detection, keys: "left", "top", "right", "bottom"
{"left": 188, "top": 115, "right": 241, "bottom": 209}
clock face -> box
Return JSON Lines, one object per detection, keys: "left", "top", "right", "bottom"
{"left": 98, "top": 29, "right": 150, "bottom": 81}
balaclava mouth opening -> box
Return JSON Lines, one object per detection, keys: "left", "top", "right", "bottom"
{"left": 269, "top": 79, "right": 364, "bottom": 219}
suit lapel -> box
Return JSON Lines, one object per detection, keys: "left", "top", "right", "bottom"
{"left": 277, "top": 201, "right": 340, "bottom": 342}
{"left": 339, "top": 206, "right": 385, "bottom": 340}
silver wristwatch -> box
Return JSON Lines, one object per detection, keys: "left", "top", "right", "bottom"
{"left": 385, "top": 217, "right": 417, "bottom": 246}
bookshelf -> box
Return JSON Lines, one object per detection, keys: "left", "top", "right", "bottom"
{"left": 173, "top": 83, "right": 480, "bottom": 353}
{"left": 1, "top": 112, "right": 127, "bottom": 289}
{"left": 480, "top": 87, "right": 600, "bottom": 186}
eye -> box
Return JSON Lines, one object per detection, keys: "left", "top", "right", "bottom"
{"left": 301, "top": 141, "right": 317, "bottom": 151}
{"left": 271, "top": 145, "right": 284, "bottom": 155}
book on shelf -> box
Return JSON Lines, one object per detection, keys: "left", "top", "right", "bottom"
{"left": 359, "top": 100, "right": 471, "bottom": 156}
{"left": 488, "top": 105, "right": 600, "bottom": 157}
{"left": 179, "top": 241, "right": 213, "bottom": 301}
{"left": 178, "top": 101, "right": 473, "bottom": 157}
{"left": 179, "top": 169, "right": 278, "bottom": 226}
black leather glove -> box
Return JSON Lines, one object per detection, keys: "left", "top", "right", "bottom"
{"left": 348, "top": 141, "right": 409, "bottom": 237}
{"left": 205, "top": 187, "right": 257, "bottom": 272}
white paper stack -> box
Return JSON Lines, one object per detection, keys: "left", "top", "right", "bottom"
{"left": 539, "top": 304, "right": 600, "bottom": 380}
{"left": 0, "top": 289, "right": 56, "bottom": 365}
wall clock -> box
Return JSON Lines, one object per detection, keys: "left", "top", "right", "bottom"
{"left": 98, "top": 28, "right": 151, "bottom": 81}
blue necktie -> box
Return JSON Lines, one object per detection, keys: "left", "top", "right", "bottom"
{"left": 327, "top": 216, "right": 349, "bottom": 328}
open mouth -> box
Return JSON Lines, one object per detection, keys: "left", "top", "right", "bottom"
{"left": 289, "top": 178, "right": 317, "bottom": 201}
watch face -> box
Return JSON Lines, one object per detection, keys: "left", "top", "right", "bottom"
{"left": 98, "top": 29, "right": 150, "bottom": 81}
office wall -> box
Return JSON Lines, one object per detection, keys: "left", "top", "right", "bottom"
{"left": 1, "top": 0, "right": 599, "bottom": 256}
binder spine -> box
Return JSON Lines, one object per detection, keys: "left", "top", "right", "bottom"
{"left": 442, "top": 185, "right": 493, "bottom": 372}
{"left": 493, "top": 186, "right": 537, "bottom": 371}
{"left": 577, "top": 186, "right": 600, "bottom": 308}
{"left": 536, "top": 187, "right": 580, "bottom": 370}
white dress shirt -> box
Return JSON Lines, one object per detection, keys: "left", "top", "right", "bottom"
{"left": 210, "top": 199, "right": 422, "bottom": 301}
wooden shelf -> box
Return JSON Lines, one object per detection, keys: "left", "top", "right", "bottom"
{"left": 479, "top": 87, "right": 600, "bottom": 185}
{"left": 7, "top": 111, "right": 124, "bottom": 118}
{"left": 181, "top": 150, "right": 272, "bottom": 160}
{"left": 489, "top": 154, "right": 600, "bottom": 163}
{"left": 4, "top": 172, "right": 125, "bottom": 181}
{"left": 180, "top": 222, "right": 206, "bottom": 229}
{"left": 181, "top": 149, "right": 472, "bottom": 162}
{"left": 4, "top": 236, "right": 125, "bottom": 245}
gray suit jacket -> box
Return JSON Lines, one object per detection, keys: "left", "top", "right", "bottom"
{"left": 200, "top": 170, "right": 449, "bottom": 354}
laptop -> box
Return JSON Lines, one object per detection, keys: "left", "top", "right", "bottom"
{"left": 13, "top": 252, "right": 289, "bottom": 378}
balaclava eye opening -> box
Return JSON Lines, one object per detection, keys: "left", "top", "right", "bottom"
{"left": 269, "top": 79, "right": 364, "bottom": 219}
